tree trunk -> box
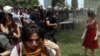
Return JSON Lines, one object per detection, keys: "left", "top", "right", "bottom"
{"left": 71, "top": 0, "right": 78, "bottom": 9}
{"left": 51, "top": 0, "right": 58, "bottom": 7}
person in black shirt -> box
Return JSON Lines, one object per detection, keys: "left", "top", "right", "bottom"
{"left": 44, "top": 11, "right": 57, "bottom": 43}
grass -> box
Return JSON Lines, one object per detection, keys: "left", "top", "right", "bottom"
{"left": 56, "top": 24, "right": 100, "bottom": 56}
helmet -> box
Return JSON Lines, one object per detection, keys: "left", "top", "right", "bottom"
{"left": 3, "top": 6, "right": 13, "bottom": 13}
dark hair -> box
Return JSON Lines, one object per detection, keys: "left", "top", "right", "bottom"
{"left": 0, "top": 12, "right": 7, "bottom": 26}
{"left": 0, "top": 5, "right": 3, "bottom": 11}
{"left": 20, "top": 23, "right": 44, "bottom": 43}
{"left": 87, "top": 10, "right": 96, "bottom": 19}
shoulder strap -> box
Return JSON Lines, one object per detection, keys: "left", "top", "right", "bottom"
{"left": 16, "top": 44, "right": 20, "bottom": 56}
{"left": 0, "top": 32, "right": 8, "bottom": 36}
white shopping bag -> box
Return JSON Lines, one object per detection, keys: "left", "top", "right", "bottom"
{"left": 82, "top": 28, "right": 87, "bottom": 39}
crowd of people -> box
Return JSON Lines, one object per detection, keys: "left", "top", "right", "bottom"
{"left": 0, "top": 5, "right": 63, "bottom": 56}
{"left": 0, "top": 4, "right": 99, "bottom": 56}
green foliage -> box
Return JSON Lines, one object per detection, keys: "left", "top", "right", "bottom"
{"left": 51, "top": 0, "right": 58, "bottom": 7}
{"left": 58, "top": 0, "right": 65, "bottom": 5}
{"left": 51, "top": 0, "right": 65, "bottom": 7}
{"left": 0, "top": 0, "right": 38, "bottom": 7}
{"left": 16, "top": 0, "right": 38, "bottom": 7}
{"left": 71, "top": 0, "right": 78, "bottom": 9}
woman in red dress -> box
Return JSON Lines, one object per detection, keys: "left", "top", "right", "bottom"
{"left": 82, "top": 10, "right": 99, "bottom": 56}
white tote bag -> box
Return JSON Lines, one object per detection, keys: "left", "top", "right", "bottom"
{"left": 82, "top": 28, "right": 87, "bottom": 39}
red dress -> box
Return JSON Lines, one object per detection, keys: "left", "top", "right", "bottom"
{"left": 83, "top": 20, "right": 99, "bottom": 49}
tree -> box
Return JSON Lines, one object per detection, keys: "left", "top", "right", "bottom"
{"left": 71, "top": 0, "right": 78, "bottom": 9}
{"left": 51, "top": 0, "right": 58, "bottom": 7}
{"left": 58, "top": 0, "right": 65, "bottom": 5}
{"left": 51, "top": 0, "right": 65, "bottom": 7}
{"left": 1, "top": 0, "right": 38, "bottom": 7}
{"left": 71, "top": 0, "right": 78, "bottom": 18}
{"left": 14, "top": 0, "right": 38, "bottom": 7}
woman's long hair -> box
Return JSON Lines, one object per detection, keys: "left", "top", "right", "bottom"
{"left": 21, "top": 23, "right": 44, "bottom": 43}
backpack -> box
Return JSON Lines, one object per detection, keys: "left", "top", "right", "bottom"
{"left": 0, "top": 33, "right": 9, "bottom": 53}
{"left": 0, "top": 32, "right": 12, "bottom": 44}
{"left": 0, "top": 42, "right": 5, "bottom": 53}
